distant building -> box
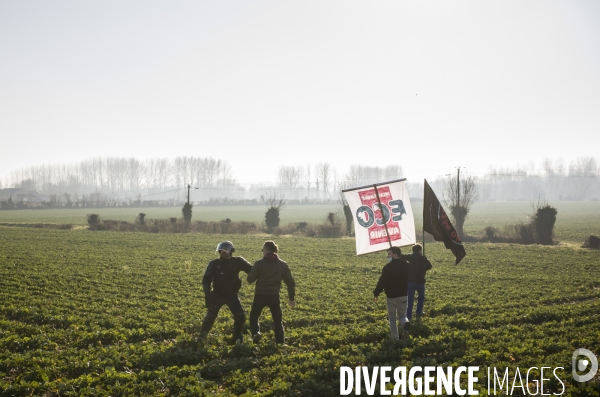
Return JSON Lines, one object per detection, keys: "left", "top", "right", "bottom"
{"left": 0, "top": 188, "right": 49, "bottom": 203}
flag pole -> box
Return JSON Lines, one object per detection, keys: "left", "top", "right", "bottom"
{"left": 373, "top": 184, "right": 393, "bottom": 249}
{"left": 422, "top": 179, "right": 426, "bottom": 257}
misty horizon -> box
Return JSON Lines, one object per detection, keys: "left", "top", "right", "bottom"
{"left": 1, "top": 155, "right": 598, "bottom": 204}
{"left": 2, "top": 2, "right": 599, "bottom": 191}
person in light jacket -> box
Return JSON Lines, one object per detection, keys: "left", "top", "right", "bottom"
{"left": 247, "top": 240, "right": 296, "bottom": 344}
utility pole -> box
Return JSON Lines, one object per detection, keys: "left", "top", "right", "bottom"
{"left": 186, "top": 184, "right": 198, "bottom": 204}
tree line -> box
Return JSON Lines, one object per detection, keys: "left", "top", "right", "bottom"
{"left": 1, "top": 156, "right": 599, "bottom": 202}
{"left": 2, "top": 158, "right": 404, "bottom": 199}
{"left": 477, "top": 156, "right": 599, "bottom": 201}
{"left": 3, "top": 157, "right": 235, "bottom": 195}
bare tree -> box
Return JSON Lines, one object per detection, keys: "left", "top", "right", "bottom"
{"left": 79, "top": 160, "right": 95, "bottom": 192}
{"left": 63, "top": 192, "right": 72, "bottom": 207}
{"left": 541, "top": 157, "right": 565, "bottom": 200}
{"left": 313, "top": 165, "right": 320, "bottom": 198}
{"left": 343, "top": 164, "right": 401, "bottom": 188}
{"left": 156, "top": 158, "right": 172, "bottom": 189}
{"left": 174, "top": 156, "right": 193, "bottom": 190}
{"left": 187, "top": 157, "right": 200, "bottom": 187}
{"left": 173, "top": 157, "right": 187, "bottom": 189}
{"left": 444, "top": 169, "right": 478, "bottom": 238}
{"left": 568, "top": 156, "right": 598, "bottom": 200}
{"left": 263, "top": 191, "right": 285, "bottom": 232}
{"left": 217, "top": 161, "right": 234, "bottom": 188}
{"left": 203, "top": 157, "right": 220, "bottom": 186}
{"left": 304, "top": 165, "right": 311, "bottom": 191}
{"left": 145, "top": 158, "right": 161, "bottom": 190}
{"left": 278, "top": 166, "right": 302, "bottom": 188}
{"left": 127, "top": 158, "right": 144, "bottom": 192}
{"left": 316, "top": 162, "right": 332, "bottom": 199}
{"left": 105, "top": 157, "right": 121, "bottom": 192}
{"left": 263, "top": 190, "right": 285, "bottom": 208}
{"left": 383, "top": 165, "right": 403, "bottom": 181}
{"left": 91, "top": 157, "right": 106, "bottom": 191}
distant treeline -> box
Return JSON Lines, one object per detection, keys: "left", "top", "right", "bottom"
{"left": 477, "top": 157, "right": 599, "bottom": 201}
{"left": 0, "top": 194, "right": 341, "bottom": 210}
{"left": 0, "top": 157, "right": 404, "bottom": 203}
{"left": 4, "top": 157, "right": 235, "bottom": 193}
{"left": 1, "top": 156, "right": 599, "bottom": 205}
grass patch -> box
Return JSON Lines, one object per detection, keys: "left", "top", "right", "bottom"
{"left": 0, "top": 227, "right": 598, "bottom": 395}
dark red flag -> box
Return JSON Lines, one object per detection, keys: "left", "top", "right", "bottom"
{"left": 423, "top": 179, "right": 466, "bottom": 264}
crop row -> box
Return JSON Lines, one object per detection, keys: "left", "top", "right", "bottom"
{"left": 1, "top": 227, "right": 599, "bottom": 396}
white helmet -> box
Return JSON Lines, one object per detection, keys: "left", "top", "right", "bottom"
{"left": 216, "top": 241, "right": 235, "bottom": 253}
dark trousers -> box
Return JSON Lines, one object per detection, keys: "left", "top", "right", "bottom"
{"left": 201, "top": 293, "right": 245, "bottom": 341}
{"left": 407, "top": 281, "right": 425, "bottom": 319}
{"left": 249, "top": 294, "right": 284, "bottom": 343}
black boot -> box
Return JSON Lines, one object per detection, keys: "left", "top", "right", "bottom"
{"left": 200, "top": 313, "right": 217, "bottom": 340}
{"left": 231, "top": 312, "right": 246, "bottom": 344}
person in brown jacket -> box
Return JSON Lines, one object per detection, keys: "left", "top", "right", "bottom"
{"left": 247, "top": 240, "right": 296, "bottom": 344}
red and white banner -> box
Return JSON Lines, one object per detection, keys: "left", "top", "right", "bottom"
{"left": 343, "top": 179, "right": 416, "bottom": 255}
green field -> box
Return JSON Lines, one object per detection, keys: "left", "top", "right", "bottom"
{"left": 1, "top": 201, "right": 598, "bottom": 243}
{"left": 1, "top": 224, "right": 599, "bottom": 396}
{"left": 0, "top": 204, "right": 340, "bottom": 228}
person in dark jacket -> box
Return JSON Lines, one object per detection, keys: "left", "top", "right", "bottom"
{"left": 247, "top": 240, "right": 295, "bottom": 344}
{"left": 200, "top": 241, "right": 252, "bottom": 344}
{"left": 373, "top": 246, "right": 411, "bottom": 340}
{"left": 404, "top": 244, "right": 432, "bottom": 320}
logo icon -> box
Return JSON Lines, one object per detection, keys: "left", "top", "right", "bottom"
{"left": 572, "top": 348, "right": 598, "bottom": 382}
{"left": 356, "top": 187, "right": 404, "bottom": 246}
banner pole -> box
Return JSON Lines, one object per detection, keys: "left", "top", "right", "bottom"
{"left": 422, "top": 180, "right": 426, "bottom": 257}
{"left": 373, "top": 184, "right": 393, "bottom": 249}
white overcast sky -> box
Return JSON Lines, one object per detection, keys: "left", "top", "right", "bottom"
{"left": 1, "top": 1, "right": 599, "bottom": 185}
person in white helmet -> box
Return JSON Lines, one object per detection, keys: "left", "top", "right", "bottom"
{"left": 200, "top": 241, "right": 252, "bottom": 344}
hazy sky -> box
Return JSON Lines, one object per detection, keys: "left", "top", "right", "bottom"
{"left": 1, "top": 1, "right": 599, "bottom": 185}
